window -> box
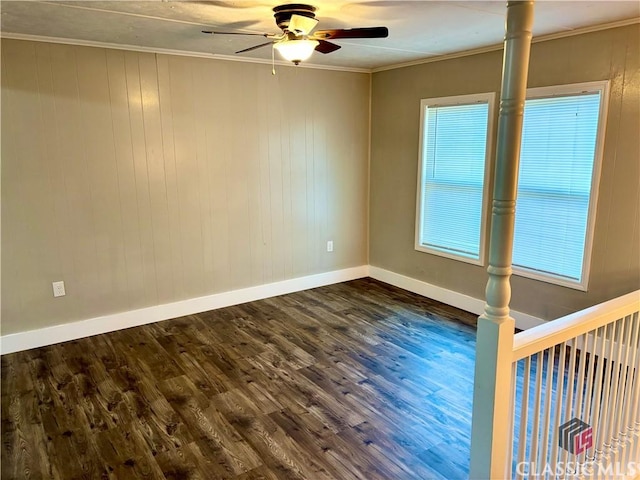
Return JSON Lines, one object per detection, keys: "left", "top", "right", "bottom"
{"left": 415, "top": 93, "right": 495, "bottom": 264}
{"left": 414, "top": 83, "right": 607, "bottom": 290}
{"left": 513, "top": 81, "right": 609, "bottom": 290}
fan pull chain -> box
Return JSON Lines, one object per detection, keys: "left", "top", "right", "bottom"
{"left": 271, "top": 44, "right": 276, "bottom": 75}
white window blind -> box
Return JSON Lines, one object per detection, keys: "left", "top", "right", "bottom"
{"left": 513, "top": 88, "right": 605, "bottom": 287}
{"left": 416, "top": 95, "right": 493, "bottom": 263}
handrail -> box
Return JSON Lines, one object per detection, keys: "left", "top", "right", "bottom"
{"left": 512, "top": 289, "right": 640, "bottom": 361}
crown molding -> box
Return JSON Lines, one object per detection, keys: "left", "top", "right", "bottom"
{"left": 371, "top": 17, "right": 640, "bottom": 73}
{"left": 2, "top": 16, "right": 638, "bottom": 75}
{"left": 0, "top": 33, "right": 371, "bottom": 74}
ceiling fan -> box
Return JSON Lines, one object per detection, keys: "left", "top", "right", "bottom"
{"left": 202, "top": 3, "right": 389, "bottom": 65}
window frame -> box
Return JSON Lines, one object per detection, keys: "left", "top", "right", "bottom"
{"left": 414, "top": 92, "right": 496, "bottom": 266}
{"left": 511, "top": 80, "right": 610, "bottom": 291}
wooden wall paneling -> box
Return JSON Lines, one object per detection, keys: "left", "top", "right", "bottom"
{"left": 155, "top": 53, "right": 186, "bottom": 300}
{"left": 47, "top": 44, "right": 97, "bottom": 321}
{"left": 1, "top": 43, "right": 26, "bottom": 325}
{"left": 354, "top": 76, "right": 370, "bottom": 268}
{"left": 36, "top": 44, "right": 87, "bottom": 319}
{"left": 257, "top": 67, "right": 275, "bottom": 284}
{"left": 12, "top": 43, "right": 47, "bottom": 322}
{"left": 286, "top": 70, "right": 310, "bottom": 280}
{"left": 166, "top": 56, "right": 204, "bottom": 298}
{"left": 621, "top": 27, "right": 640, "bottom": 284}
{"left": 74, "top": 46, "right": 109, "bottom": 313}
{"left": 561, "top": 25, "right": 614, "bottom": 84}
{"left": 1, "top": 39, "right": 369, "bottom": 335}
{"left": 266, "top": 73, "right": 286, "bottom": 283}
{"left": 77, "top": 47, "right": 130, "bottom": 314}
{"left": 12, "top": 43, "right": 60, "bottom": 323}
{"left": 33, "top": 43, "right": 73, "bottom": 320}
{"left": 311, "top": 76, "right": 329, "bottom": 273}
{"left": 123, "top": 50, "right": 160, "bottom": 307}
{"left": 602, "top": 27, "right": 640, "bottom": 288}
{"left": 584, "top": 30, "right": 622, "bottom": 300}
{"left": 105, "top": 49, "right": 147, "bottom": 308}
{"left": 304, "top": 87, "right": 318, "bottom": 275}
{"left": 586, "top": 27, "right": 633, "bottom": 300}
{"left": 327, "top": 73, "right": 368, "bottom": 269}
{"left": 190, "top": 58, "right": 216, "bottom": 294}
{"left": 280, "top": 74, "right": 296, "bottom": 278}
{"left": 224, "top": 62, "right": 253, "bottom": 290}
{"left": 324, "top": 75, "right": 341, "bottom": 269}
{"left": 244, "top": 66, "right": 267, "bottom": 287}
{"left": 201, "top": 60, "right": 233, "bottom": 293}
{"left": 138, "top": 52, "right": 176, "bottom": 303}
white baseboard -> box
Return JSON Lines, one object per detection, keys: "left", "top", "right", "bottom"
{"left": 0, "top": 265, "right": 370, "bottom": 355}
{"left": 1, "top": 264, "right": 546, "bottom": 355}
{"left": 369, "top": 266, "right": 546, "bottom": 331}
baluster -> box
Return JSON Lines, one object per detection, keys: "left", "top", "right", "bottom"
{"left": 516, "top": 357, "right": 531, "bottom": 480}
{"left": 597, "top": 322, "right": 618, "bottom": 471}
{"left": 628, "top": 313, "right": 640, "bottom": 465}
{"left": 614, "top": 315, "right": 634, "bottom": 464}
{"left": 508, "top": 362, "right": 517, "bottom": 479}
{"left": 561, "top": 336, "right": 579, "bottom": 470}
{"left": 604, "top": 318, "right": 626, "bottom": 465}
{"left": 583, "top": 330, "right": 597, "bottom": 431}
{"left": 591, "top": 325, "right": 610, "bottom": 474}
{"left": 573, "top": 334, "right": 589, "bottom": 475}
{"left": 530, "top": 351, "right": 544, "bottom": 472}
{"left": 541, "top": 346, "right": 556, "bottom": 469}
{"left": 582, "top": 328, "right": 599, "bottom": 474}
{"left": 550, "top": 341, "right": 567, "bottom": 478}
{"left": 587, "top": 326, "right": 607, "bottom": 470}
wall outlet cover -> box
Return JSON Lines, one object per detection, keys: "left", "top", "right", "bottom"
{"left": 52, "top": 281, "right": 66, "bottom": 297}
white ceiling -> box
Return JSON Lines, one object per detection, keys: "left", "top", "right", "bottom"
{"left": 1, "top": 1, "right": 639, "bottom": 70}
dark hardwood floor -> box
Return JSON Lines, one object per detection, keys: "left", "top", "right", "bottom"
{"left": 1, "top": 278, "right": 478, "bottom": 480}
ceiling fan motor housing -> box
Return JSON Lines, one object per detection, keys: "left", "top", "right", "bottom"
{"left": 273, "top": 4, "right": 317, "bottom": 31}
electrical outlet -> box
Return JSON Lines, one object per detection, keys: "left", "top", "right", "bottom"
{"left": 327, "top": 240, "right": 334, "bottom": 252}
{"left": 52, "top": 281, "right": 66, "bottom": 297}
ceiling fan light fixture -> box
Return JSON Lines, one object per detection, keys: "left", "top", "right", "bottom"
{"left": 274, "top": 39, "right": 318, "bottom": 65}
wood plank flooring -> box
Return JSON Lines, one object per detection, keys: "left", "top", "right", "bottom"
{"left": 1, "top": 278, "right": 478, "bottom": 480}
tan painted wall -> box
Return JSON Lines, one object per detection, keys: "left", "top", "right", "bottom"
{"left": 370, "top": 24, "right": 640, "bottom": 320}
{"left": 1, "top": 39, "right": 370, "bottom": 335}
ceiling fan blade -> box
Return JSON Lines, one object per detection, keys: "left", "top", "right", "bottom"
{"left": 202, "top": 30, "right": 268, "bottom": 37}
{"left": 312, "top": 27, "right": 389, "bottom": 40}
{"left": 191, "top": 1, "right": 271, "bottom": 8}
{"left": 288, "top": 14, "right": 318, "bottom": 35}
{"left": 235, "top": 42, "right": 273, "bottom": 54}
{"left": 315, "top": 40, "right": 341, "bottom": 54}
